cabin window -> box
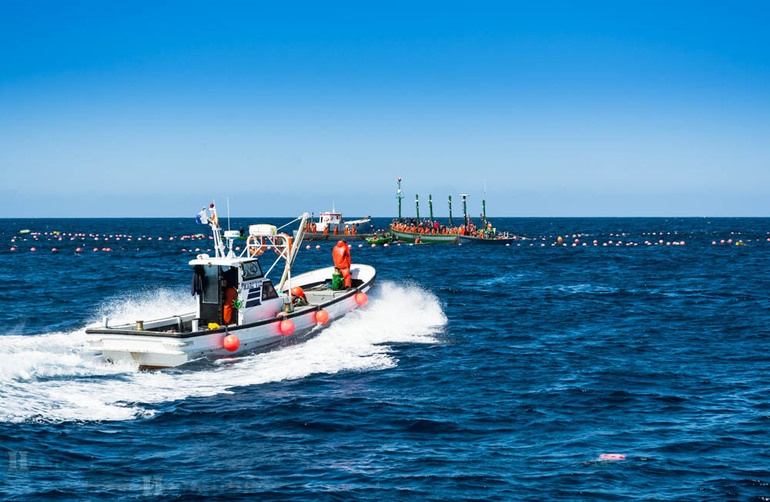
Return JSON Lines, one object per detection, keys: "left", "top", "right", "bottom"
{"left": 202, "top": 265, "right": 219, "bottom": 304}
{"left": 262, "top": 281, "right": 278, "bottom": 300}
{"left": 241, "top": 260, "right": 263, "bottom": 281}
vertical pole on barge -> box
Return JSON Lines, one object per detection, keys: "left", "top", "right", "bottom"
{"left": 461, "top": 194, "right": 468, "bottom": 227}
{"left": 482, "top": 180, "right": 487, "bottom": 229}
{"left": 448, "top": 195, "right": 453, "bottom": 228}
{"left": 415, "top": 194, "right": 420, "bottom": 221}
{"left": 429, "top": 194, "right": 434, "bottom": 226}
{"left": 396, "top": 178, "right": 404, "bottom": 223}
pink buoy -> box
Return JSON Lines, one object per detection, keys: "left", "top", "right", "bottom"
{"left": 30, "top": 247, "right": 36, "bottom": 252}
{"left": 315, "top": 309, "right": 329, "bottom": 324}
{"left": 315, "top": 245, "right": 321, "bottom": 249}
{"left": 279, "top": 319, "right": 295, "bottom": 336}
{"left": 355, "top": 292, "right": 368, "bottom": 306}
{"left": 598, "top": 454, "right": 626, "bottom": 461}
{"left": 223, "top": 334, "right": 240, "bottom": 352}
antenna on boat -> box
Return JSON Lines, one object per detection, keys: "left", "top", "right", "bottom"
{"left": 482, "top": 180, "right": 487, "bottom": 229}
{"left": 460, "top": 193, "right": 469, "bottom": 226}
{"left": 396, "top": 178, "right": 404, "bottom": 223}
{"left": 227, "top": 197, "right": 231, "bottom": 231}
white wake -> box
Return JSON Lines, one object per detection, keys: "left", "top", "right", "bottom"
{"left": 0, "top": 282, "right": 445, "bottom": 423}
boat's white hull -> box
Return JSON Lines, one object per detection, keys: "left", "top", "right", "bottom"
{"left": 86, "top": 265, "right": 375, "bottom": 369}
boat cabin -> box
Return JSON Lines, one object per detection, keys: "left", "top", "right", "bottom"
{"left": 315, "top": 212, "right": 342, "bottom": 232}
{"left": 189, "top": 254, "right": 283, "bottom": 327}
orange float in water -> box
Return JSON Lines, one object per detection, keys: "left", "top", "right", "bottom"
{"left": 355, "top": 292, "right": 368, "bottom": 306}
{"left": 223, "top": 334, "right": 240, "bottom": 352}
{"left": 280, "top": 319, "right": 295, "bottom": 335}
{"left": 598, "top": 454, "right": 626, "bottom": 461}
{"left": 315, "top": 309, "right": 329, "bottom": 324}
{"left": 557, "top": 236, "right": 563, "bottom": 243}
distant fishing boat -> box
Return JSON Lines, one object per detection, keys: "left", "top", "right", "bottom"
{"left": 365, "top": 234, "right": 392, "bottom": 246}
{"left": 311, "top": 207, "right": 371, "bottom": 234}
{"left": 86, "top": 204, "right": 375, "bottom": 370}
{"left": 388, "top": 178, "right": 522, "bottom": 244}
{"left": 458, "top": 233, "right": 520, "bottom": 245}
{"left": 390, "top": 228, "right": 458, "bottom": 244}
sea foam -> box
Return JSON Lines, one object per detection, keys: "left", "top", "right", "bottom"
{"left": 0, "top": 281, "right": 445, "bottom": 423}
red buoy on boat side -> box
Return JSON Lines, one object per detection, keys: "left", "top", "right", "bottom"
{"left": 355, "top": 292, "right": 368, "bottom": 306}
{"left": 280, "top": 319, "right": 295, "bottom": 336}
{"left": 315, "top": 309, "right": 329, "bottom": 324}
{"left": 223, "top": 334, "right": 240, "bottom": 352}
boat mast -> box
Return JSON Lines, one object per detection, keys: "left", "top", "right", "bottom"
{"left": 396, "top": 178, "right": 404, "bottom": 223}
{"left": 482, "top": 180, "right": 487, "bottom": 229}
{"left": 208, "top": 203, "right": 225, "bottom": 257}
{"left": 415, "top": 194, "right": 420, "bottom": 221}
{"left": 460, "top": 194, "right": 468, "bottom": 227}
{"left": 429, "top": 194, "right": 434, "bottom": 226}
{"left": 448, "top": 195, "right": 453, "bottom": 228}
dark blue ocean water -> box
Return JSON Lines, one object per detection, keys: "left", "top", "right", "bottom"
{"left": 1, "top": 217, "right": 769, "bottom": 501}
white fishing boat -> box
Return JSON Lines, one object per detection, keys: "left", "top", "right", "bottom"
{"left": 312, "top": 206, "right": 371, "bottom": 233}
{"left": 86, "top": 205, "right": 376, "bottom": 370}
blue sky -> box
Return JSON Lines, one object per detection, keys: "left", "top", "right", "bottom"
{"left": 1, "top": 1, "right": 768, "bottom": 217}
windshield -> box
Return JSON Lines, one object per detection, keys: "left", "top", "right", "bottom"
{"left": 241, "top": 260, "right": 263, "bottom": 280}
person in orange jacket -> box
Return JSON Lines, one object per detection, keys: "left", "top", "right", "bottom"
{"left": 222, "top": 266, "right": 239, "bottom": 324}
{"left": 332, "top": 240, "right": 352, "bottom": 288}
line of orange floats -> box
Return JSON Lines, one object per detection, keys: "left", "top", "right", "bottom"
{"left": 8, "top": 238, "right": 770, "bottom": 252}
{"left": 7, "top": 230, "right": 770, "bottom": 252}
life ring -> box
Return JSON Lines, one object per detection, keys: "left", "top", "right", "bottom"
{"left": 274, "top": 233, "right": 292, "bottom": 256}
{"left": 246, "top": 235, "right": 265, "bottom": 256}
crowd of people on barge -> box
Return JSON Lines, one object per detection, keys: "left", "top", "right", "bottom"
{"left": 391, "top": 218, "right": 495, "bottom": 238}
